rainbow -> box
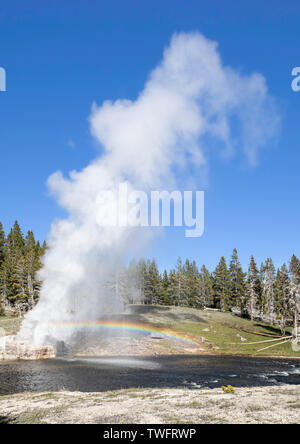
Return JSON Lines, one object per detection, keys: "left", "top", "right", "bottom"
{"left": 51, "top": 320, "right": 199, "bottom": 345}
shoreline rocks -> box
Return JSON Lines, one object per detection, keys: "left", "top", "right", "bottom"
{"left": 0, "top": 336, "right": 55, "bottom": 361}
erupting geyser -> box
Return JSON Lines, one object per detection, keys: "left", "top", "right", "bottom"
{"left": 16, "top": 32, "right": 278, "bottom": 350}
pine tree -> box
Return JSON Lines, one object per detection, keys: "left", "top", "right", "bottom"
{"left": 41, "top": 240, "right": 48, "bottom": 255}
{"left": 289, "top": 254, "right": 300, "bottom": 334}
{"left": 167, "top": 269, "right": 178, "bottom": 306}
{"left": 6, "top": 222, "right": 27, "bottom": 314}
{"left": 274, "top": 264, "right": 290, "bottom": 335}
{"left": 25, "top": 231, "right": 39, "bottom": 308}
{"left": 174, "top": 257, "right": 187, "bottom": 306}
{"left": 143, "top": 259, "right": 152, "bottom": 304}
{"left": 9, "top": 221, "right": 25, "bottom": 251}
{"left": 136, "top": 258, "right": 147, "bottom": 303}
{"left": 198, "top": 265, "right": 214, "bottom": 308}
{"left": 143, "top": 259, "right": 162, "bottom": 305}
{"left": 183, "top": 259, "right": 201, "bottom": 308}
{"left": 261, "top": 258, "right": 276, "bottom": 324}
{"left": 0, "top": 253, "right": 9, "bottom": 310}
{"left": 246, "top": 256, "right": 262, "bottom": 321}
{"left": 0, "top": 221, "right": 5, "bottom": 266}
{"left": 14, "top": 255, "right": 28, "bottom": 315}
{"left": 160, "top": 270, "right": 172, "bottom": 305}
{"left": 0, "top": 222, "right": 6, "bottom": 313}
{"left": 229, "top": 249, "right": 246, "bottom": 313}
{"left": 213, "top": 257, "right": 231, "bottom": 311}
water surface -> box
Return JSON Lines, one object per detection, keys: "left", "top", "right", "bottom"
{"left": 0, "top": 355, "right": 299, "bottom": 395}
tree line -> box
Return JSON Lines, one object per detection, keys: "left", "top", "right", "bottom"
{"left": 0, "top": 220, "right": 46, "bottom": 315}
{"left": 0, "top": 221, "right": 299, "bottom": 334}
{"left": 119, "top": 249, "right": 300, "bottom": 334}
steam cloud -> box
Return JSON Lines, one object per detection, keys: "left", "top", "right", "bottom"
{"left": 18, "top": 32, "right": 279, "bottom": 346}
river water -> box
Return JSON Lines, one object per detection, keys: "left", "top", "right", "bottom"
{"left": 0, "top": 355, "right": 300, "bottom": 395}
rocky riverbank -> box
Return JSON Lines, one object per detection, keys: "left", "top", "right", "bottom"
{"left": 0, "top": 336, "right": 55, "bottom": 361}
{"left": 1, "top": 385, "right": 300, "bottom": 424}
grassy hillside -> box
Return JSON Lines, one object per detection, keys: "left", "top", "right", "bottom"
{"left": 124, "top": 305, "right": 298, "bottom": 357}
{"left": 0, "top": 305, "right": 298, "bottom": 357}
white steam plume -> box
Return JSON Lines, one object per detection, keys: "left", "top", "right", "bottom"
{"left": 18, "top": 32, "right": 279, "bottom": 346}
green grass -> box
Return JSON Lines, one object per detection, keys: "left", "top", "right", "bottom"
{"left": 168, "top": 315, "right": 296, "bottom": 356}
{"left": 132, "top": 305, "right": 298, "bottom": 357}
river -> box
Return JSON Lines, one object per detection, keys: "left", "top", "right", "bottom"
{"left": 0, "top": 355, "right": 300, "bottom": 395}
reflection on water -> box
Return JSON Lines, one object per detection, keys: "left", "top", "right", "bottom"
{"left": 66, "top": 357, "right": 161, "bottom": 370}
{"left": 0, "top": 355, "right": 299, "bottom": 395}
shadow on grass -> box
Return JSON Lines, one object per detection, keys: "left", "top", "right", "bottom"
{"left": 125, "top": 305, "right": 208, "bottom": 323}
{"left": 98, "top": 304, "right": 208, "bottom": 325}
{"left": 254, "top": 323, "right": 286, "bottom": 337}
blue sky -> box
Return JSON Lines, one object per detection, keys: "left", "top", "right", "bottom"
{"left": 0, "top": 1, "right": 299, "bottom": 272}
